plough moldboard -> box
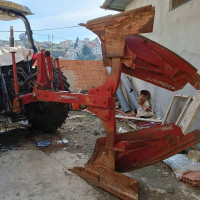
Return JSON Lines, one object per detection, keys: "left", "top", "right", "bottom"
{"left": 12, "top": 5, "right": 200, "bottom": 200}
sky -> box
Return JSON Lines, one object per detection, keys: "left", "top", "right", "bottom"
{"left": 0, "top": 0, "right": 118, "bottom": 43}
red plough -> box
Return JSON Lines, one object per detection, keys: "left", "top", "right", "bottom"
{"left": 11, "top": 5, "right": 200, "bottom": 200}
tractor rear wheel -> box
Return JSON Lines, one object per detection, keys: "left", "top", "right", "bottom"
{"left": 25, "top": 75, "right": 70, "bottom": 132}
{"left": 25, "top": 102, "right": 69, "bottom": 132}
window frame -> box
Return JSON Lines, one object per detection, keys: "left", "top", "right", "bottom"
{"left": 169, "top": 0, "right": 191, "bottom": 11}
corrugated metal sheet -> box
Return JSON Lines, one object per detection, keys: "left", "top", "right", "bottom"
{"left": 101, "top": 0, "right": 133, "bottom": 11}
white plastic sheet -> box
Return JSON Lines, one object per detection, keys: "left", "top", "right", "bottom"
{"left": 163, "top": 154, "right": 200, "bottom": 179}
{"left": 0, "top": 46, "right": 33, "bottom": 66}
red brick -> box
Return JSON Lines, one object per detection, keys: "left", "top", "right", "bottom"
{"left": 83, "top": 65, "right": 93, "bottom": 70}
{"left": 99, "top": 77, "right": 107, "bottom": 82}
{"left": 61, "top": 66, "right": 67, "bottom": 71}
{"left": 183, "top": 172, "right": 200, "bottom": 186}
{"left": 84, "top": 70, "right": 92, "bottom": 75}
{"left": 65, "top": 65, "right": 73, "bottom": 70}
{"left": 90, "top": 60, "right": 98, "bottom": 66}
{"left": 68, "top": 60, "right": 76, "bottom": 65}
{"left": 78, "top": 75, "right": 86, "bottom": 81}
{"left": 77, "top": 70, "right": 84, "bottom": 75}
{"left": 102, "top": 67, "right": 107, "bottom": 72}
{"left": 86, "top": 75, "right": 93, "bottom": 81}
{"left": 77, "top": 80, "right": 84, "bottom": 85}
{"left": 74, "top": 65, "right": 81, "bottom": 70}
{"left": 72, "top": 69, "right": 80, "bottom": 75}
{"left": 97, "top": 61, "right": 103, "bottom": 66}
{"left": 98, "top": 70, "right": 107, "bottom": 76}
{"left": 93, "top": 75, "right": 100, "bottom": 80}
{"left": 91, "top": 70, "right": 99, "bottom": 75}
{"left": 75, "top": 60, "right": 84, "bottom": 65}
{"left": 84, "top": 60, "right": 91, "bottom": 66}
{"left": 59, "top": 59, "right": 69, "bottom": 66}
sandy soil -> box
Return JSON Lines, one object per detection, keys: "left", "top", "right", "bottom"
{"left": 0, "top": 110, "right": 199, "bottom": 200}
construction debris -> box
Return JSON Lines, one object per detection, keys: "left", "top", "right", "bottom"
{"left": 182, "top": 171, "right": 200, "bottom": 186}
{"left": 163, "top": 153, "right": 200, "bottom": 187}
{"left": 36, "top": 140, "right": 52, "bottom": 147}
{"left": 115, "top": 114, "right": 162, "bottom": 123}
{"left": 188, "top": 149, "right": 200, "bottom": 162}
{"left": 57, "top": 140, "right": 69, "bottom": 145}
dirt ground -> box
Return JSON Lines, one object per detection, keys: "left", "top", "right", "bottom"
{"left": 0, "top": 110, "right": 200, "bottom": 200}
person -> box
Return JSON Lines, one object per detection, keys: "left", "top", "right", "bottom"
{"left": 136, "top": 90, "right": 154, "bottom": 118}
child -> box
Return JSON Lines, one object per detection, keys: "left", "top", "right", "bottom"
{"left": 136, "top": 90, "right": 154, "bottom": 118}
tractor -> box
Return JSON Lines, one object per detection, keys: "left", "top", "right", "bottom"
{"left": 0, "top": 0, "right": 70, "bottom": 132}
{"left": 0, "top": 1, "right": 200, "bottom": 200}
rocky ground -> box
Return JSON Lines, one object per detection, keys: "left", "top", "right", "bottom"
{"left": 0, "top": 110, "right": 199, "bottom": 200}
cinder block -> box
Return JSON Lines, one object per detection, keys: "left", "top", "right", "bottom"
{"left": 182, "top": 172, "right": 200, "bottom": 186}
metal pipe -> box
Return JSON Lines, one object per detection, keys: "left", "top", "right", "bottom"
{"left": 121, "top": 73, "right": 139, "bottom": 111}
{"left": 9, "top": 26, "right": 14, "bottom": 47}
{"left": 106, "top": 67, "right": 131, "bottom": 113}
{"left": 10, "top": 51, "right": 19, "bottom": 96}
{"left": 115, "top": 115, "right": 162, "bottom": 123}
{"left": 15, "top": 12, "right": 37, "bottom": 53}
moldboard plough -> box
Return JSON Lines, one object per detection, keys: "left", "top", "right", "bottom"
{"left": 1, "top": 2, "right": 200, "bottom": 200}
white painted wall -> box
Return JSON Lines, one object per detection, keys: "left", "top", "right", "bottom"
{"left": 126, "top": 0, "right": 200, "bottom": 131}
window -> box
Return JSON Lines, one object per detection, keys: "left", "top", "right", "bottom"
{"left": 170, "top": 0, "right": 191, "bottom": 10}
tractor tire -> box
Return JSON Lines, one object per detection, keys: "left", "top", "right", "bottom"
{"left": 25, "top": 102, "right": 69, "bottom": 132}
{"left": 25, "top": 75, "right": 70, "bottom": 132}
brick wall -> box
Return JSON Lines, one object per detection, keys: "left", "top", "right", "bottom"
{"left": 59, "top": 60, "right": 108, "bottom": 92}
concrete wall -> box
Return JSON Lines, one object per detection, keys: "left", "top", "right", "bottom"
{"left": 59, "top": 59, "right": 108, "bottom": 92}
{"left": 126, "top": 0, "right": 200, "bottom": 130}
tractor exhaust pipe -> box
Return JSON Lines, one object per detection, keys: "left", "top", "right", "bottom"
{"left": 9, "top": 26, "right": 14, "bottom": 47}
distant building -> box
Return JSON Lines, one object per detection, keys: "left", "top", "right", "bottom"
{"left": 65, "top": 48, "right": 77, "bottom": 60}
{"left": 59, "top": 40, "right": 73, "bottom": 49}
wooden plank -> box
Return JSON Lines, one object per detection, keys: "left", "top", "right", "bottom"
{"left": 180, "top": 91, "right": 200, "bottom": 135}
{"left": 175, "top": 96, "right": 192, "bottom": 125}
{"left": 115, "top": 115, "right": 162, "bottom": 123}
{"left": 162, "top": 95, "right": 176, "bottom": 125}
